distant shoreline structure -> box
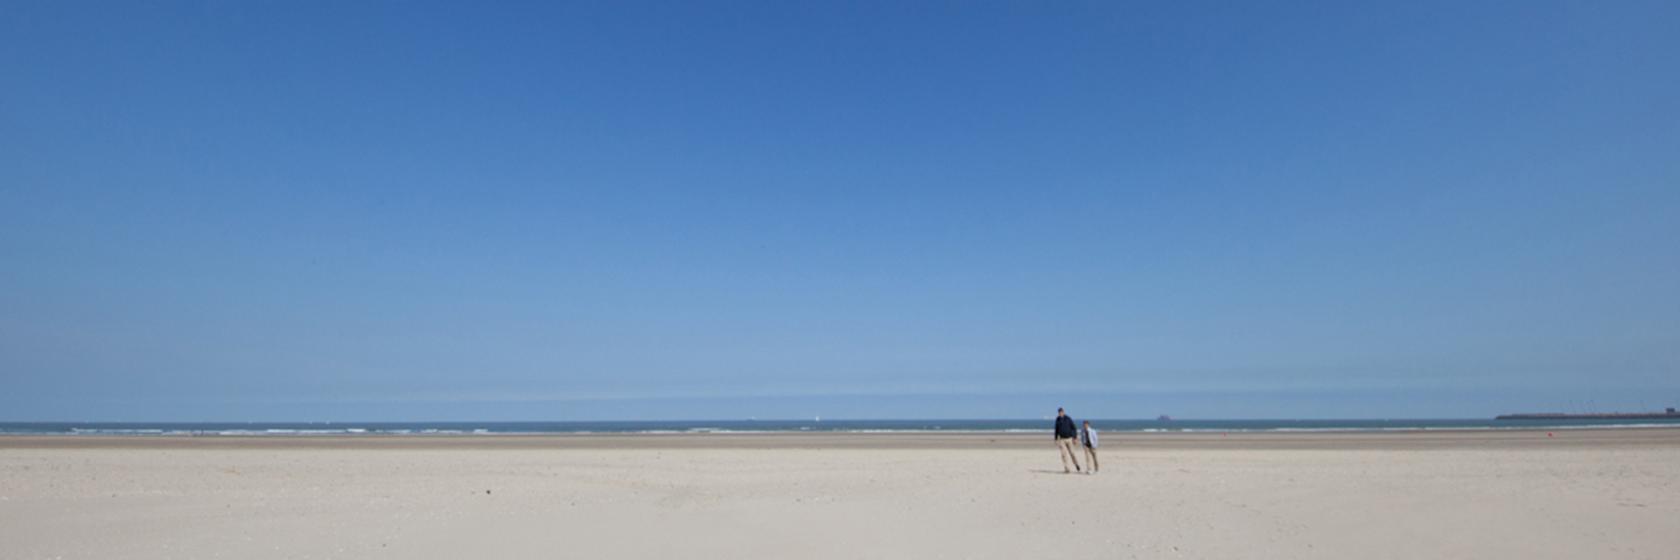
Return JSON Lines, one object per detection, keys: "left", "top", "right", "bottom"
{"left": 1496, "top": 407, "right": 1678, "bottom": 420}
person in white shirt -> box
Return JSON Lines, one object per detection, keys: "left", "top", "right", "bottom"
{"left": 1080, "top": 420, "right": 1099, "bottom": 474}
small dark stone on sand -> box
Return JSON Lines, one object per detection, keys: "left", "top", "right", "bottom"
{"left": 486, "top": 490, "right": 491, "bottom": 495}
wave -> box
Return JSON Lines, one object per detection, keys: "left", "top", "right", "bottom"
{"left": 8, "top": 420, "right": 1679, "bottom": 436}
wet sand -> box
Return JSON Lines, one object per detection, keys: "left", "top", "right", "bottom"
{"left": 7, "top": 426, "right": 1677, "bottom": 450}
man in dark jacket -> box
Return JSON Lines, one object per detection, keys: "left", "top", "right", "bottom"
{"left": 1054, "top": 407, "right": 1082, "bottom": 473}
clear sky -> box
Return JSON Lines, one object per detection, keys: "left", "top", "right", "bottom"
{"left": 3, "top": 1, "right": 1677, "bottom": 421}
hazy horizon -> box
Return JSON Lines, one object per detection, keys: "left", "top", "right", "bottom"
{"left": 4, "top": 1, "right": 1677, "bottom": 422}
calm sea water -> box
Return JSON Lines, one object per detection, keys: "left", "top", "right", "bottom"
{"left": 3, "top": 418, "right": 1678, "bottom": 436}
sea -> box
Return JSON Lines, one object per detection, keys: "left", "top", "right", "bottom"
{"left": 3, "top": 418, "right": 1679, "bottom": 436}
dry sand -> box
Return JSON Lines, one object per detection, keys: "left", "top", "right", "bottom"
{"left": 3, "top": 429, "right": 1677, "bottom": 559}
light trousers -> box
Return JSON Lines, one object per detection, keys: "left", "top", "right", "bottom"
{"left": 1056, "top": 437, "right": 1082, "bottom": 471}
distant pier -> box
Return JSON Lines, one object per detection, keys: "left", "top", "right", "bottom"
{"left": 1496, "top": 407, "right": 1678, "bottom": 420}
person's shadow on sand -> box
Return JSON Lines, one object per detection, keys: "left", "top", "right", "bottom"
{"left": 1027, "top": 469, "right": 1081, "bottom": 475}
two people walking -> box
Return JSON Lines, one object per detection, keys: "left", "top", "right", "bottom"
{"left": 1054, "top": 407, "right": 1099, "bottom": 474}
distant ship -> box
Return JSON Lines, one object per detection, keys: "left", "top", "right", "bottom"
{"left": 1157, "top": 415, "right": 1172, "bottom": 422}
{"left": 1495, "top": 407, "right": 1677, "bottom": 420}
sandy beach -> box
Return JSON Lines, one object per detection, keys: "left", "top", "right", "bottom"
{"left": 3, "top": 429, "right": 1677, "bottom": 559}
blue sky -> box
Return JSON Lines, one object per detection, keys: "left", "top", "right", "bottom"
{"left": 3, "top": 1, "right": 1677, "bottom": 421}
